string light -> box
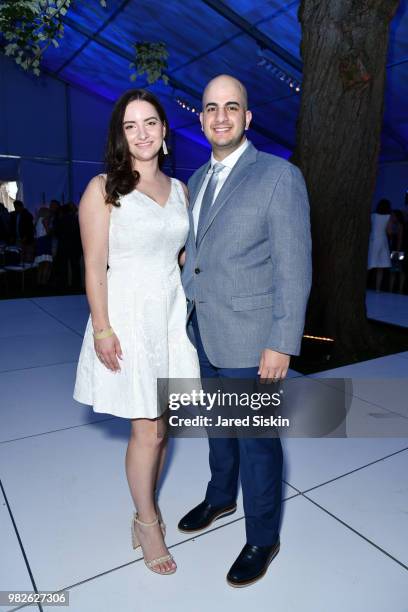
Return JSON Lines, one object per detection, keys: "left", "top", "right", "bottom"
{"left": 303, "top": 334, "right": 334, "bottom": 343}
{"left": 176, "top": 97, "right": 199, "bottom": 115}
{"left": 257, "top": 48, "right": 301, "bottom": 93}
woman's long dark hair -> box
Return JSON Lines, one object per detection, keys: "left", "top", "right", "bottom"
{"left": 105, "top": 89, "right": 170, "bottom": 206}
{"left": 376, "top": 198, "right": 391, "bottom": 215}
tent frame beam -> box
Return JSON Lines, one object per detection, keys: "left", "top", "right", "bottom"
{"left": 61, "top": 16, "right": 293, "bottom": 150}
{"left": 56, "top": 0, "right": 133, "bottom": 75}
{"left": 201, "top": 0, "right": 302, "bottom": 73}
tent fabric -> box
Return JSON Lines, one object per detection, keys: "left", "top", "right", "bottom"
{"left": 1, "top": 0, "right": 407, "bottom": 210}
{"left": 37, "top": 0, "right": 408, "bottom": 163}
{"left": 19, "top": 159, "right": 69, "bottom": 209}
{"left": 0, "top": 158, "right": 20, "bottom": 182}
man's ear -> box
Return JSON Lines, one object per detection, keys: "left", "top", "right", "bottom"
{"left": 199, "top": 112, "right": 204, "bottom": 131}
{"left": 245, "top": 110, "right": 252, "bottom": 130}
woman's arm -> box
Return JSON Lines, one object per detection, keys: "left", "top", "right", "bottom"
{"left": 79, "top": 175, "right": 122, "bottom": 371}
{"left": 179, "top": 181, "right": 189, "bottom": 267}
{"left": 79, "top": 175, "right": 110, "bottom": 331}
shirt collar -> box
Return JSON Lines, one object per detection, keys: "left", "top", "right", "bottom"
{"left": 210, "top": 138, "right": 249, "bottom": 171}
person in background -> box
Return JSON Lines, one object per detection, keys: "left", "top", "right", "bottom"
{"left": 54, "top": 203, "right": 82, "bottom": 292}
{"left": 49, "top": 200, "right": 61, "bottom": 253}
{"left": 389, "top": 209, "right": 407, "bottom": 293}
{"left": 34, "top": 206, "right": 53, "bottom": 286}
{"left": 0, "top": 202, "right": 10, "bottom": 244}
{"left": 367, "top": 198, "right": 392, "bottom": 292}
{"left": 9, "top": 200, "right": 35, "bottom": 261}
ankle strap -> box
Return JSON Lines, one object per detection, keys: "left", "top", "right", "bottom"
{"left": 134, "top": 512, "right": 159, "bottom": 527}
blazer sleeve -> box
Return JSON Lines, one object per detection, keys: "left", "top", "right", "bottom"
{"left": 265, "top": 163, "right": 312, "bottom": 356}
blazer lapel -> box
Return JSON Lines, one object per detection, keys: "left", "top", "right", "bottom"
{"left": 189, "top": 163, "right": 210, "bottom": 213}
{"left": 186, "top": 204, "right": 197, "bottom": 256}
{"left": 196, "top": 142, "right": 258, "bottom": 248}
{"left": 186, "top": 163, "right": 210, "bottom": 255}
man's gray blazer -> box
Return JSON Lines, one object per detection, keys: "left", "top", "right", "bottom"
{"left": 182, "top": 141, "right": 312, "bottom": 368}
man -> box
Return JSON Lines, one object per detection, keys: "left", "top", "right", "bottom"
{"left": 54, "top": 203, "right": 82, "bottom": 291}
{"left": 0, "top": 202, "right": 11, "bottom": 243}
{"left": 179, "top": 75, "right": 312, "bottom": 587}
{"left": 9, "top": 200, "right": 34, "bottom": 246}
{"left": 9, "top": 200, "right": 35, "bottom": 261}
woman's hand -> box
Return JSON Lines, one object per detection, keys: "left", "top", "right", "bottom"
{"left": 94, "top": 333, "right": 123, "bottom": 372}
{"left": 179, "top": 248, "right": 186, "bottom": 267}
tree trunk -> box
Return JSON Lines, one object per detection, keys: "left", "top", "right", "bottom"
{"left": 292, "top": 0, "right": 400, "bottom": 360}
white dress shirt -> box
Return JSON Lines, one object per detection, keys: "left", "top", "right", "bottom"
{"left": 192, "top": 139, "right": 249, "bottom": 235}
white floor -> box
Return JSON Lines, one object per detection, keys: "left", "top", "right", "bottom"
{"left": 366, "top": 289, "right": 408, "bottom": 328}
{"left": 0, "top": 292, "right": 407, "bottom": 612}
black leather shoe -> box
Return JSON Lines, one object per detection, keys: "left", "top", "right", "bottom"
{"left": 226, "top": 540, "right": 280, "bottom": 587}
{"left": 178, "top": 500, "right": 237, "bottom": 533}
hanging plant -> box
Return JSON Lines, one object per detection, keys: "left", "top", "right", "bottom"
{"left": 0, "top": 0, "right": 107, "bottom": 76}
{"left": 130, "top": 41, "right": 169, "bottom": 85}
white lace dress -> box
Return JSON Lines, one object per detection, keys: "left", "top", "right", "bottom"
{"left": 73, "top": 178, "right": 200, "bottom": 419}
{"left": 367, "top": 213, "right": 391, "bottom": 269}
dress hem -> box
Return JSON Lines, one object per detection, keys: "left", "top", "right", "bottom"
{"left": 73, "top": 394, "right": 168, "bottom": 420}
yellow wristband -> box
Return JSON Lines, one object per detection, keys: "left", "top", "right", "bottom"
{"left": 93, "top": 326, "right": 114, "bottom": 340}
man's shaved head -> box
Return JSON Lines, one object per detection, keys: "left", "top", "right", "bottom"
{"left": 202, "top": 75, "right": 248, "bottom": 110}
{"left": 200, "top": 74, "right": 252, "bottom": 160}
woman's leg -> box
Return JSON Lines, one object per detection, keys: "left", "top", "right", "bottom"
{"left": 399, "top": 270, "right": 406, "bottom": 294}
{"left": 44, "top": 261, "right": 52, "bottom": 284}
{"left": 36, "top": 262, "right": 42, "bottom": 285}
{"left": 375, "top": 268, "right": 383, "bottom": 292}
{"left": 155, "top": 441, "right": 168, "bottom": 492}
{"left": 125, "top": 416, "right": 176, "bottom": 573}
{"left": 389, "top": 271, "right": 395, "bottom": 293}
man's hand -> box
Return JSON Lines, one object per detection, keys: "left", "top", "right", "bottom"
{"left": 258, "top": 349, "right": 290, "bottom": 383}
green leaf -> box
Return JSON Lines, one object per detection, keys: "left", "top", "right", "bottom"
{"left": 129, "top": 40, "right": 169, "bottom": 85}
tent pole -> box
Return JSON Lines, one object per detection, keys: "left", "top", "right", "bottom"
{"left": 65, "top": 83, "right": 74, "bottom": 203}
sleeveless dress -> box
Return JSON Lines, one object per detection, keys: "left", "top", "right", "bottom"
{"left": 73, "top": 178, "right": 200, "bottom": 419}
{"left": 367, "top": 213, "right": 391, "bottom": 269}
{"left": 34, "top": 218, "right": 53, "bottom": 264}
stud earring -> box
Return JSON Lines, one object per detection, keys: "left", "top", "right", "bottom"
{"left": 162, "top": 140, "right": 168, "bottom": 155}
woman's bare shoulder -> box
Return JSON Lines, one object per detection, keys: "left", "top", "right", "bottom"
{"left": 80, "top": 174, "right": 108, "bottom": 211}
{"left": 89, "top": 174, "right": 108, "bottom": 193}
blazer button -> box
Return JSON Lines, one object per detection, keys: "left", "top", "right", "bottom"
{"left": 194, "top": 267, "right": 201, "bottom": 274}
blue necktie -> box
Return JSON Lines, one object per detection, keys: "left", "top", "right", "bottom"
{"left": 196, "top": 162, "right": 225, "bottom": 244}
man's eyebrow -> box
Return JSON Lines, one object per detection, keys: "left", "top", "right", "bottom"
{"left": 204, "top": 101, "right": 241, "bottom": 108}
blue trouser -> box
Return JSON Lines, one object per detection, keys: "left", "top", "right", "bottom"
{"left": 191, "top": 309, "right": 282, "bottom": 547}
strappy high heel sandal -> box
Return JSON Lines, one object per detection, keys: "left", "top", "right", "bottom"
{"left": 131, "top": 513, "right": 176, "bottom": 575}
{"left": 154, "top": 490, "right": 166, "bottom": 536}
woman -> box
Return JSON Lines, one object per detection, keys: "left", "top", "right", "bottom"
{"left": 367, "top": 198, "right": 392, "bottom": 291}
{"left": 73, "top": 89, "right": 200, "bottom": 575}
{"left": 388, "top": 209, "right": 406, "bottom": 293}
{"left": 34, "top": 206, "right": 53, "bottom": 285}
